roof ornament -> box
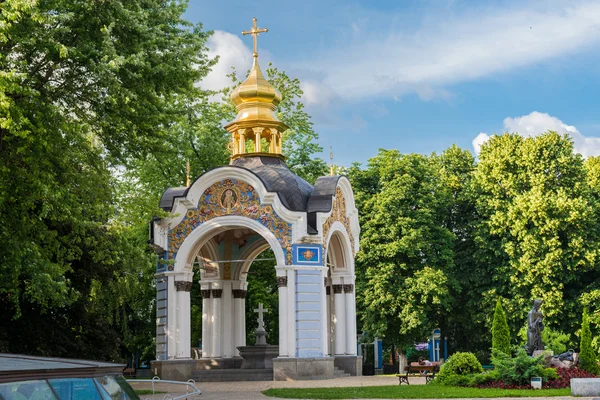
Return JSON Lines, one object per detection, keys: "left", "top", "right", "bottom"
{"left": 242, "top": 17, "right": 268, "bottom": 59}
{"left": 330, "top": 146, "right": 334, "bottom": 176}
{"left": 225, "top": 17, "right": 288, "bottom": 162}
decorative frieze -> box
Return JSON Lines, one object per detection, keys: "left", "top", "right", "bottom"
{"left": 174, "top": 281, "right": 193, "bottom": 292}
{"left": 211, "top": 289, "right": 223, "bottom": 298}
{"left": 332, "top": 284, "right": 344, "bottom": 294}
{"left": 277, "top": 276, "right": 288, "bottom": 288}
{"left": 343, "top": 284, "right": 354, "bottom": 294}
{"left": 232, "top": 289, "right": 247, "bottom": 299}
{"left": 200, "top": 290, "right": 212, "bottom": 298}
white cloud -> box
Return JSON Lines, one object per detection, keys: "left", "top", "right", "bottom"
{"left": 473, "top": 112, "right": 600, "bottom": 157}
{"left": 303, "top": 2, "right": 600, "bottom": 102}
{"left": 200, "top": 31, "right": 253, "bottom": 93}
{"left": 472, "top": 132, "right": 491, "bottom": 155}
{"left": 299, "top": 80, "right": 337, "bottom": 107}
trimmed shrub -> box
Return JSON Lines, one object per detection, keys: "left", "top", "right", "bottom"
{"left": 437, "top": 352, "right": 484, "bottom": 385}
{"left": 491, "top": 348, "right": 552, "bottom": 385}
{"left": 579, "top": 308, "right": 600, "bottom": 375}
{"left": 492, "top": 298, "right": 511, "bottom": 355}
{"left": 542, "top": 328, "right": 571, "bottom": 355}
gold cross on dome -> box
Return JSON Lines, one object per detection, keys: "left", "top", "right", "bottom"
{"left": 242, "top": 17, "right": 268, "bottom": 58}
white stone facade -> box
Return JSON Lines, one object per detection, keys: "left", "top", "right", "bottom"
{"left": 151, "top": 165, "right": 360, "bottom": 378}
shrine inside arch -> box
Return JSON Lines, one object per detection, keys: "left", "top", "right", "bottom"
{"left": 149, "top": 18, "right": 360, "bottom": 381}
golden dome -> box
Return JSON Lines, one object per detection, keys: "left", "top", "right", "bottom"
{"left": 229, "top": 58, "right": 282, "bottom": 124}
{"left": 225, "top": 17, "right": 288, "bottom": 161}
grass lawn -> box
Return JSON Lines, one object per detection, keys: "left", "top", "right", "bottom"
{"left": 262, "top": 385, "right": 571, "bottom": 399}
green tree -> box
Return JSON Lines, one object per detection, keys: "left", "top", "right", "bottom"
{"left": 0, "top": 0, "right": 212, "bottom": 361}
{"left": 471, "top": 132, "right": 600, "bottom": 335}
{"left": 579, "top": 308, "right": 599, "bottom": 374}
{"left": 492, "top": 298, "right": 511, "bottom": 355}
{"left": 351, "top": 150, "right": 456, "bottom": 347}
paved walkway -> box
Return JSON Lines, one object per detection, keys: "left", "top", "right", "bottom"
{"left": 130, "top": 376, "right": 599, "bottom": 400}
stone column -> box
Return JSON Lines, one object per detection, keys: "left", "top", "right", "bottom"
{"left": 321, "top": 274, "right": 329, "bottom": 356}
{"left": 344, "top": 281, "right": 357, "bottom": 355}
{"left": 232, "top": 281, "right": 247, "bottom": 356}
{"left": 238, "top": 129, "right": 246, "bottom": 154}
{"left": 253, "top": 127, "right": 263, "bottom": 152}
{"left": 286, "top": 268, "right": 297, "bottom": 357}
{"left": 276, "top": 269, "right": 289, "bottom": 357}
{"left": 222, "top": 281, "right": 234, "bottom": 358}
{"left": 269, "top": 130, "right": 277, "bottom": 153}
{"left": 231, "top": 132, "right": 238, "bottom": 156}
{"left": 174, "top": 278, "right": 193, "bottom": 358}
{"left": 333, "top": 283, "right": 346, "bottom": 355}
{"left": 211, "top": 282, "right": 223, "bottom": 358}
{"left": 200, "top": 283, "right": 212, "bottom": 358}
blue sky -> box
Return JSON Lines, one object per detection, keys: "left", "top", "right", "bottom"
{"left": 184, "top": 0, "right": 600, "bottom": 166}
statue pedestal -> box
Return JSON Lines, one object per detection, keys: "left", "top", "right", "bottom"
{"left": 532, "top": 350, "right": 554, "bottom": 367}
{"left": 236, "top": 345, "right": 279, "bottom": 369}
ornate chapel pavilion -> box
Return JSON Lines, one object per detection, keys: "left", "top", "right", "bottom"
{"left": 149, "top": 18, "right": 360, "bottom": 381}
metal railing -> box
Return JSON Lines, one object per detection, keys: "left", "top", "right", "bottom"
{"left": 127, "top": 376, "right": 201, "bottom": 400}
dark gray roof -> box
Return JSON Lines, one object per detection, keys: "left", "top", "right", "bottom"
{"left": 307, "top": 176, "right": 342, "bottom": 234}
{"left": 160, "top": 156, "right": 315, "bottom": 213}
{"left": 158, "top": 157, "right": 342, "bottom": 236}
{"left": 230, "top": 156, "right": 314, "bottom": 212}
{"left": 159, "top": 187, "right": 189, "bottom": 212}
{"left": 0, "top": 354, "right": 124, "bottom": 383}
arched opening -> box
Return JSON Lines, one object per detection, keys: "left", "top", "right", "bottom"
{"left": 186, "top": 226, "right": 280, "bottom": 363}
{"left": 326, "top": 230, "right": 357, "bottom": 357}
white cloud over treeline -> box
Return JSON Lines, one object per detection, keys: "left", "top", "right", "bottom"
{"left": 473, "top": 112, "right": 600, "bottom": 157}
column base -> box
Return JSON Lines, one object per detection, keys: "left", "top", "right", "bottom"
{"left": 272, "top": 357, "right": 334, "bottom": 381}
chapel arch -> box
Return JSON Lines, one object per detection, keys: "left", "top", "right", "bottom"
{"left": 176, "top": 220, "right": 285, "bottom": 361}
{"left": 325, "top": 228, "right": 357, "bottom": 357}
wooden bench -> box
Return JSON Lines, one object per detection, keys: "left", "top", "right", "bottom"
{"left": 396, "top": 362, "right": 441, "bottom": 385}
{"left": 122, "top": 367, "right": 136, "bottom": 378}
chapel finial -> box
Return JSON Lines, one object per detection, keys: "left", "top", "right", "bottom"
{"left": 225, "top": 17, "right": 288, "bottom": 162}
{"left": 242, "top": 17, "right": 268, "bottom": 59}
{"left": 330, "top": 146, "right": 334, "bottom": 176}
{"left": 185, "top": 160, "right": 191, "bottom": 187}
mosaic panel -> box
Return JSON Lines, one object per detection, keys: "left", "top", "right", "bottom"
{"left": 167, "top": 178, "right": 293, "bottom": 264}
{"left": 323, "top": 187, "right": 355, "bottom": 254}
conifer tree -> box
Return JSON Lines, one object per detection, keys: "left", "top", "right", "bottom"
{"left": 492, "top": 298, "right": 511, "bottom": 355}
{"left": 579, "top": 308, "right": 599, "bottom": 375}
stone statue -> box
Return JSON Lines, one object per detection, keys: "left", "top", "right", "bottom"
{"left": 526, "top": 299, "right": 544, "bottom": 355}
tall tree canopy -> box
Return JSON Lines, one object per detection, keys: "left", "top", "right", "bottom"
{"left": 0, "top": 0, "right": 328, "bottom": 361}
{"left": 472, "top": 132, "right": 600, "bottom": 334}
{"left": 350, "top": 150, "right": 456, "bottom": 347}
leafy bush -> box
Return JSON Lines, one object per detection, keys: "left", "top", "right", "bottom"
{"left": 437, "top": 352, "right": 484, "bottom": 385}
{"left": 491, "top": 348, "right": 553, "bottom": 385}
{"left": 492, "top": 298, "right": 511, "bottom": 355}
{"left": 542, "top": 328, "right": 571, "bottom": 355}
{"left": 579, "top": 308, "right": 600, "bottom": 375}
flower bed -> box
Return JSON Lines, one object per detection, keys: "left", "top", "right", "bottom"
{"left": 543, "top": 367, "right": 597, "bottom": 389}
{"left": 475, "top": 367, "right": 597, "bottom": 390}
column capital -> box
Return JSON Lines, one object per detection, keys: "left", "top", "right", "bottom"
{"left": 232, "top": 289, "right": 247, "bottom": 298}
{"left": 200, "top": 289, "right": 212, "bottom": 298}
{"left": 332, "top": 284, "right": 344, "bottom": 294}
{"left": 211, "top": 289, "right": 223, "bottom": 298}
{"left": 277, "top": 276, "right": 288, "bottom": 288}
{"left": 175, "top": 281, "right": 193, "bottom": 292}
{"left": 343, "top": 284, "right": 354, "bottom": 294}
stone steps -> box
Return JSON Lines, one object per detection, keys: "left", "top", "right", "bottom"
{"left": 192, "top": 369, "right": 273, "bottom": 382}
{"left": 334, "top": 366, "right": 350, "bottom": 378}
